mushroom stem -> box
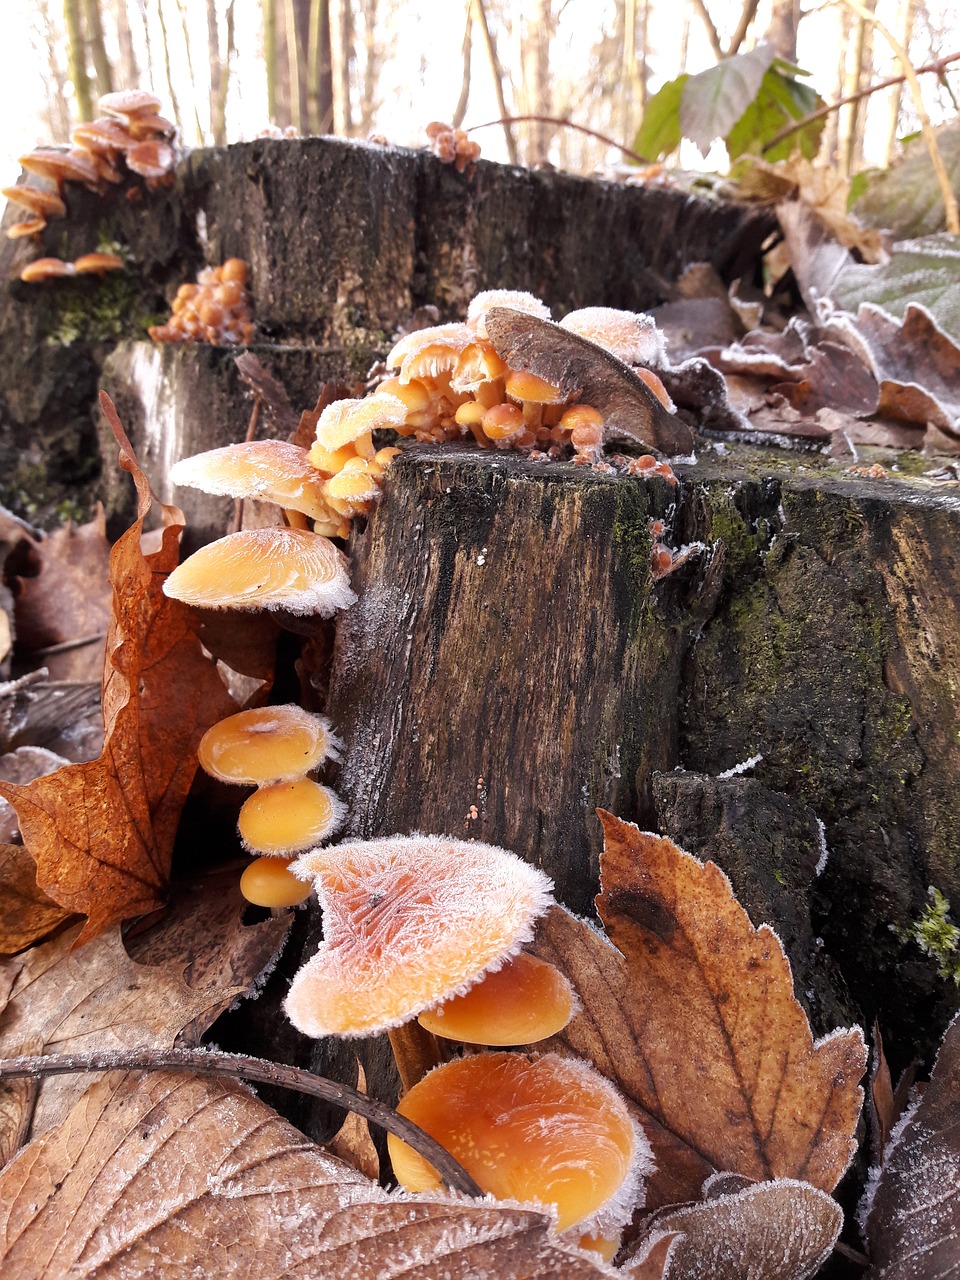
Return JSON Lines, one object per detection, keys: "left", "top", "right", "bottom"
{"left": 388, "top": 1022, "right": 445, "bottom": 1094}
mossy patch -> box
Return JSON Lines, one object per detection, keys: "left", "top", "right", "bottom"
{"left": 42, "top": 270, "right": 145, "bottom": 348}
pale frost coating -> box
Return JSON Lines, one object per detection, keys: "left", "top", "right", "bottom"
{"left": 385, "top": 323, "right": 475, "bottom": 373}
{"left": 169, "top": 440, "right": 330, "bottom": 520}
{"left": 467, "top": 290, "right": 552, "bottom": 338}
{"left": 313, "top": 392, "right": 408, "bottom": 450}
{"left": 285, "top": 834, "right": 556, "bottom": 1036}
{"left": 559, "top": 307, "right": 668, "bottom": 368}
{"left": 717, "top": 753, "right": 763, "bottom": 779}
{"left": 162, "top": 528, "right": 357, "bottom": 615}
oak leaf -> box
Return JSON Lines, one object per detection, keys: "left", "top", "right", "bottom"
{"left": 0, "top": 870, "right": 290, "bottom": 1148}
{"left": 0, "top": 1071, "right": 614, "bottom": 1279}
{"left": 864, "top": 1010, "right": 960, "bottom": 1278}
{"left": 532, "top": 812, "right": 866, "bottom": 1206}
{"left": 624, "top": 1178, "right": 842, "bottom": 1280}
{"left": 0, "top": 398, "right": 238, "bottom": 944}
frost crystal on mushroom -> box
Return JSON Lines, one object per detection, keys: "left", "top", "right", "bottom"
{"left": 284, "top": 834, "right": 556, "bottom": 1037}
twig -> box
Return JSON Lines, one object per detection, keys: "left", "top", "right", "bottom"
{"left": 469, "top": 114, "right": 651, "bottom": 167}
{"left": 836, "top": 0, "right": 958, "bottom": 233}
{"left": 763, "top": 51, "right": 960, "bottom": 154}
{"left": 0, "top": 1046, "right": 483, "bottom": 1197}
{"left": 31, "top": 632, "right": 107, "bottom": 658}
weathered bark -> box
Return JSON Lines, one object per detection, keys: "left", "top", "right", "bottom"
{"left": 0, "top": 136, "right": 774, "bottom": 525}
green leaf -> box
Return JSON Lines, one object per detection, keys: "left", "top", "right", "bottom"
{"left": 632, "top": 74, "right": 689, "bottom": 162}
{"left": 726, "top": 64, "right": 824, "bottom": 162}
{"left": 678, "top": 45, "right": 776, "bottom": 155}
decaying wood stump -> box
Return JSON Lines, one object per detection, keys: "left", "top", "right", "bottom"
{"left": 1, "top": 137, "right": 958, "bottom": 1124}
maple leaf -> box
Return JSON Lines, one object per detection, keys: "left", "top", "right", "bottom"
{"left": 624, "top": 1177, "right": 842, "bottom": 1280}
{"left": 0, "top": 843, "right": 71, "bottom": 956}
{"left": 863, "top": 1010, "right": 960, "bottom": 1278}
{"left": 0, "top": 1071, "right": 614, "bottom": 1279}
{"left": 0, "top": 396, "right": 238, "bottom": 944}
{"left": 531, "top": 812, "right": 866, "bottom": 1207}
{"left": 0, "top": 867, "right": 290, "bottom": 1148}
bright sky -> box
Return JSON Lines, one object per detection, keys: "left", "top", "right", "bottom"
{"left": 0, "top": 1, "right": 957, "bottom": 181}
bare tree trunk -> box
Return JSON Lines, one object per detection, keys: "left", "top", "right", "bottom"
{"left": 452, "top": 0, "right": 473, "bottom": 127}
{"left": 521, "top": 0, "right": 554, "bottom": 165}
{"left": 283, "top": 0, "right": 303, "bottom": 131}
{"left": 111, "top": 0, "right": 139, "bottom": 89}
{"left": 358, "top": 0, "right": 381, "bottom": 137}
{"left": 206, "top": 0, "right": 223, "bottom": 142}
{"left": 82, "top": 0, "right": 114, "bottom": 97}
{"left": 475, "top": 0, "right": 518, "bottom": 163}
{"left": 135, "top": 0, "right": 157, "bottom": 93}
{"left": 882, "top": 0, "right": 916, "bottom": 163}
{"left": 172, "top": 0, "right": 205, "bottom": 143}
{"left": 64, "top": 0, "right": 94, "bottom": 122}
{"left": 307, "top": 0, "right": 334, "bottom": 132}
{"left": 839, "top": 0, "right": 875, "bottom": 176}
{"left": 33, "top": 0, "right": 72, "bottom": 141}
{"left": 330, "top": 0, "right": 354, "bottom": 135}
{"left": 264, "top": 0, "right": 279, "bottom": 123}
{"left": 157, "top": 0, "right": 184, "bottom": 133}
{"left": 212, "top": 0, "right": 236, "bottom": 145}
{"left": 764, "top": 0, "right": 799, "bottom": 62}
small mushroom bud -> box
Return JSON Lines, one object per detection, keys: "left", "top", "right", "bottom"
{"left": 238, "top": 777, "right": 345, "bottom": 856}
{"left": 417, "top": 949, "right": 576, "bottom": 1045}
{"left": 240, "top": 855, "right": 313, "bottom": 907}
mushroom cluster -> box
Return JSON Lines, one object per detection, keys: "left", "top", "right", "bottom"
{"left": 425, "top": 121, "right": 482, "bottom": 173}
{"left": 284, "top": 833, "right": 651, "bottom": 1259}
{"left": 148, "top": 258, "right": 254, "bottom": 346}
{"left": 196, "top": 704, "right": 345, "bottom": 907}
{"left": 375, "top": 290, "right": 678, "bottom": 471}
{"left": 8, "top": 89, "right": 176, "bottom": 242}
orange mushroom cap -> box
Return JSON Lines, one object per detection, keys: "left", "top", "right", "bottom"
{"left": 19, "top": 257, "right": 75, "bottom": 282}
{"left": 418, "top": 949, "right": 577, "bottom": 1044}
{"left": 197, "top": 704, "right": 341, "bottom": 785}
{"left": 240, "top": 856, "right": 313, "bottom": 907}
{"left": 559, "top": 306, "right": 667, "bottom": 367}
{"left": 7, "top": 218, "right": 47, "bottom": 239}
{"left": 19, "top": 148, "right": 102, "bottom": 192}
{"left": 284, "top": 834, "right": 556, "bottom": 1038}
{"left": 70, "top": 117, "right": 134, "bottom": 154}
{"left": 73, "top": 252, "right": 125, "bottom": 275}
{"left": 162, "top": 527, "right": 356, "bottom": 616}
{"left": 505, "top": 370, "right": 565, "bottom": 405}
{"left": 388, "top": 1052, "right": 649, "bottom": 1233}
{"left": 386, "top": 322, "right": 474, "bottom": 374}
{"left": 125, "top": 139, "right": 176, "bottom": 179}
{"left": 238, "top": 777, "right": 345, "bottom": 855}
{"left": 1, "top": 185, "right": 66, "bottom": 219}
{"left": 98, "top": 89, "right": 163, "bottom": 120}
{"left": 467, "top": 290, "right": 551, "bottom": 338}
{"left": 314, "top": 394, "right": 407, "bottom": 453}
{"left": 170, "top": 440, "right": 335, "bottom": 523}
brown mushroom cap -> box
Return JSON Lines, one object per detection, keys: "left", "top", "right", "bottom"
{"left": 98, "top": 89, "right": 163, "bottom": 120}
{"left": 70, "top": 118, "right": 134, "bottom": 155}
{"left": 19, "top": 257, "right": 76, "bottom": 282}
{"left": 388, "top": 1052, "right": 646, "bottom": 1233}
{"left": 18, "top": 148, "right": 103, "bottom": 192}
{"left": 1, "top": 186, "right": 66, "bottom": 219}
{"left": 170, "top": 440, "right": 335, "bottom": 523}
{"left": 7, "top": 218, "right": 47, "bottom": 239}
{"left": 73, "top": 252, "right": 125, "bottom": 275}
{"left": 198, "top": 704, "right": 341, "bottom": 785}
{"left": 162, "top": 527, "right": 357, "bottom": 615}
{"left": 284, "top": 834, "right": 556, "bottom": 1038}
{"left": 125, "top": 139, "right": 176, "bottom": 179}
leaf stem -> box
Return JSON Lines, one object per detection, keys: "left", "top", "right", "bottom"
{"left": 468, "top": 114, "right": 652, "bottom": 167}
{"left": 0, "top": 1047, "right": 484, "bottom": 1197}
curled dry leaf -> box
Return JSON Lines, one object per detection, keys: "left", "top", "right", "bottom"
{"left": 624, "top": 1178, "right": 842, "bottom": 1280}
{"left": 0, "top": 1071, "right": 616, "bottom": 1279}
{"left": 0, "top": 397, "right": 238, "bottom": 944}
{"left": 0, "top": 843, "right": 71, "bottom": 956}
{"left": 531, "top": 812, "right": 866, "bottom": 1207}
{"left": 0, "top": 870, "right": 290, "bottom": 1147}
{"left": 326, "top": 1060, "right": 380, "bottom": 1182}
{"left": 864, "top": 1011, "right": 960, "bottom": 1279}
{"left": 484, "top": 307, "right": 696, "bottom": 456}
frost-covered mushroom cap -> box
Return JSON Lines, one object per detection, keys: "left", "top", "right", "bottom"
{"left": 162, "top": 527, "right": 356, "bottom": 615}
{"left": 559, "top": 306, "right": 667, "bottom": 367}
{"left": 467, "top": 290, "right": 552, "bottom": 338}
{"left": 170, "top": 440, "right": 334, "bottom": 523}
{"left": 314, "top": 393, "right": 408, "bottom": 451}
{"left": 284, "top": 834, "right": 556, "bottom": 1037}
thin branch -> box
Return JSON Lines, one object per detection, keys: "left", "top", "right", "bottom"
{"left": 836, "top": 0, "right": 958, "bottom": 233}
{"left": 689, "top": 0, "right": 723, "bottom": 60}
{"left": 0, "top": 1047, "right": 484, "bottom": 1197}
{"left": 474, "top": 0, "right": 518, "bottom": 165}
{"left": 469, "top": 113, "right": 650, "bottom": 166}
{"left": 762, "top": 51, "right": 960, "bottom": 154}
{"left": 724, "top": 0, "right": 761, "bottom": 57}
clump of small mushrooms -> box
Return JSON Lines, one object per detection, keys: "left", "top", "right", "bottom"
{"left": 425, "top": 121, "right": 482, "bottom": 173}
{"left": 148, "top": 258, "right": 255, "bottom": 346}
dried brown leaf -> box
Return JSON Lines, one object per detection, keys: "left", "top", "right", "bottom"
{"left": 234, "top": 351, "right": 299, "bottom": 434}
{"left": 327, "top": 1060, "right": 381, "bottom": 1181}
{"left": 0, "top": 842, "right": 72, "bottom": 955}
{"left": 484, "top": 307, "right": 696, "bottom": 455}
{"left": 0, "top": 399, "right": 237, "bottom": 943}
{"left": 870, "top": 1022, "right": 896, "bottom": 1160}
{"left": 626, "top": 1179, "right": 842, "bottom": 1280}
{"left": 9, "top": 507, "right": 111, "bottom": 680}
{"left": 0, "top": 1071, "right": 615, "bottom": 1279}
{"left": 0, "top": 873, "right": 289, "bottom": 1147}
{"left": 864, "top": 1011, "right": 960, "bottom": 1279}
{"left": 532, "top": 813, "right": 866, "bottom": 1206}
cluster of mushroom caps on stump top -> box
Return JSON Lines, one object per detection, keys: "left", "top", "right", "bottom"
{"left": 160, "top": 285, "right": 700, "bottom": 1258}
